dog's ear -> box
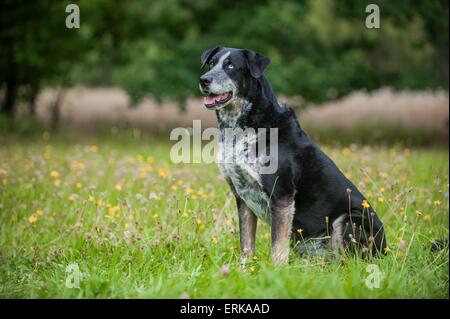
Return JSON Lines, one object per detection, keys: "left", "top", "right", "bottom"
{"left": 201, "top": 46, "right": 223, "bottom": 69}
{"left": 242, "top": 49, "right": 271, "bottom": 78}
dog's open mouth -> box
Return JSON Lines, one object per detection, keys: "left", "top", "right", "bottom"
{"left": 203, "top": 92, "right": 233, "bottom": 108}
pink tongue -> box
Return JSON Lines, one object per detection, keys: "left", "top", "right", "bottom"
{"left": 204, "top": 93, "right": 229, "bottom": 105}
{"left": 204, "top": 95, "right": 216, "bottom": 105}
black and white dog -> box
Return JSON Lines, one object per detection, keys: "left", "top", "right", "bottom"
{"left": 199, "top": 46, "right": 386, "bottom": 265}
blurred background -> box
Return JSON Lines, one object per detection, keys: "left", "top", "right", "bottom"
{"left": 0, "top": 0, "right": 448, "bottom": 146}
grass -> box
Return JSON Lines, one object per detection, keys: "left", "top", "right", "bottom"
{"left": 0, "top": 133, "right": 448, "bottom": 298}
{"left": 304, "top": 123, "right": 447, "bottom": 148}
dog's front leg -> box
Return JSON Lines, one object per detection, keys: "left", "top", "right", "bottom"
{"left": 237, "top": 197, "right": 257, "bottom": 265}
{"left": 270, "top": 198, "right": 295, "bottom": 266}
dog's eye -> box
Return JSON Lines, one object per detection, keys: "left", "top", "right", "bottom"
{"left": 223, "top": 59, "right": 234, "bottom": 70}
{"left": 208, "top": 62, "right": 214, "bottom": 69}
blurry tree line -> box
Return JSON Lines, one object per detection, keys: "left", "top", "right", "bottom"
{"left": 0, "top": 0, "right": 448, "bottom": 120}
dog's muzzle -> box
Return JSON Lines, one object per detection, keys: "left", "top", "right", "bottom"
{"left": 199, "top": 75, "right": 233, "bottom": 109}
{"left": 203, "top": 92, "right": 233, "bottom": 108}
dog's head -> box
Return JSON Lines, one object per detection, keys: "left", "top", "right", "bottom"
{"left": 199, "top": 46, "right": 270, "bottom": 110}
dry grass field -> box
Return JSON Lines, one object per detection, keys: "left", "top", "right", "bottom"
{"left": 22, "top": 87, "right": 448, "bottom": 145}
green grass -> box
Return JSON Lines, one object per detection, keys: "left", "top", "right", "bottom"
{"left": 0, "top": 134, "right": 448, "bottom": 298}
{"left": 304, "top": 122, "right": 448, "bottom": 148}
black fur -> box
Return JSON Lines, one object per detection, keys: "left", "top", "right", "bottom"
{"left": 201, "top": 47, "right": 387, "bottom": 256}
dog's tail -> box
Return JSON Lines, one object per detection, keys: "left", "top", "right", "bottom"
{"left": 431, "top": 238, "right": 449, "bottom": 252}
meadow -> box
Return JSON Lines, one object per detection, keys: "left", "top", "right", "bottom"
{"left": 0, "top": 133, "right": 448, "bottom": 298}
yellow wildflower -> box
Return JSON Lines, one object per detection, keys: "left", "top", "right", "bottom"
{"left": 70, "top": 161, "right": 78, "bottom": 170}
{"left": 140, "top": 165, "right": 153, "bottom": 174}
{"left": 28, "top": 215, "right": 38, "bottom": 223}
{"left": 50, "top": 170, "right": 59, "bottom": 178}
{"left": 115, "top": 184, "right": 122, "bottom": 191}
{"left": 108, "top": 205, "right": 120, "bottom": 215}
{"left": 342, "top": 148, "right": 351, "bottom": 156}
{"left": 36, "top": 210, "right": 44, "bottom": 216}
{"left": 362, "top": 200, "right": 370, "bottom": 209}
{"left": 377, "top": 197, "right": 384, "bottom": 203}
{"left": 158, "top": 169, "right": 167, "bottom": 179}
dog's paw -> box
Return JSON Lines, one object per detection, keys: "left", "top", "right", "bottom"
{"left": 271, "top": 249, "right": 289, "bottom": 266}
{"left": 239, "top": 258, "right": 248, "bottom": 270}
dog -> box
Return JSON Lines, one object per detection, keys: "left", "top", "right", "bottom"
{"left": 199, "top": 46, "right": 387, "bottom": 265}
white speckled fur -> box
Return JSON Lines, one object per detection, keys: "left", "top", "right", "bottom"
{"left": 216, "top": 100, "right": 271, "bottom": 223}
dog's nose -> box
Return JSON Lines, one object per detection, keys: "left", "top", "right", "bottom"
{"left": 199, "top": 76, "right": 211, "bottom": 88}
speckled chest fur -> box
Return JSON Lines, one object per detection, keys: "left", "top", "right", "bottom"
{"left": 216, "top": 100, "right": 271, "bottom": 222}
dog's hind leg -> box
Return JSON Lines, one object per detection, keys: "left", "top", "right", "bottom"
{"left": 341, "top": 208, "right": 387, "bottom": 256}
{"left": 329, "top": 214, "right": 346, "bottom": 253}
